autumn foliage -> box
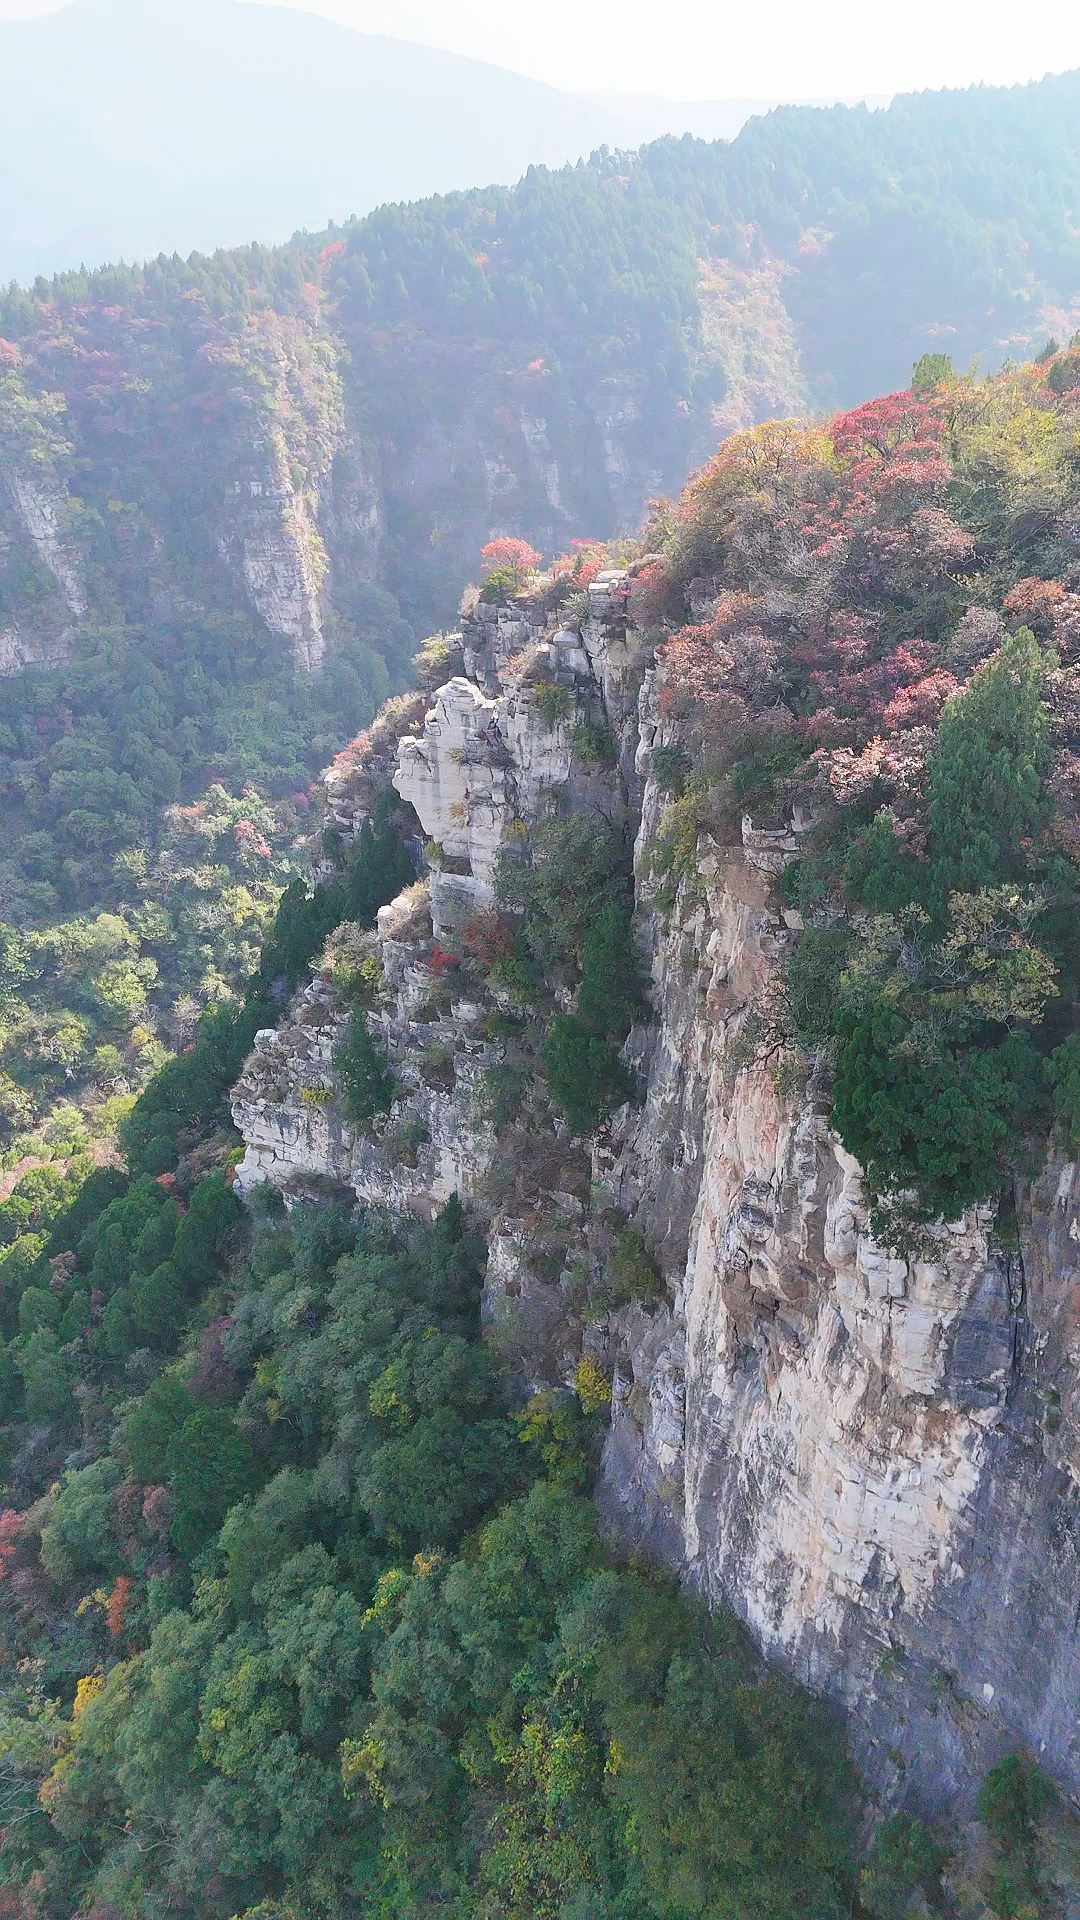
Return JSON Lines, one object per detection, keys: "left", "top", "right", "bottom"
{"left": 634, "top": 352, "right": 1080, "bottom": 1229}
{"left": 479, "top": 538, "right": 542, "bottom": 577}
{"left": 105, "top": 1573, "right": 132, "bottom": 1637}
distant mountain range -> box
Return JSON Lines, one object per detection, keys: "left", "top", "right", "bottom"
{"left": 0, "top": 0, "right": 884, "bottom": 284}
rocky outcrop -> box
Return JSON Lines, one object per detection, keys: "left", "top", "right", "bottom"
{"left": 0, "top": 466, "right": 83, "bottom": 676}
{"left": 231, "top": 581, "right": 1080, "bottom": 1821}
{"left": 232, "top": 881, "right": 494, "bottom": 1217}
{"left": 0, "top": 616, "right": 70, "bottom": 677}
{"left": 232, "top": 578, "right": 639, "bottom": 1212}
{"left": 7, "top": 473, "right": 84, "bottom": 620}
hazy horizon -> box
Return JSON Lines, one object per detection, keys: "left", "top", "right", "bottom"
{"left": 0, "top": 0, "right": 902, "bottom": 286}
{"left": 0, "top": 0, "right": 1076, "bottom": 104}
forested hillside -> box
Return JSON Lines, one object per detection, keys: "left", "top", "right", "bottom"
{"left": 6, "top": 65, "right": 1080, "bottom": 644}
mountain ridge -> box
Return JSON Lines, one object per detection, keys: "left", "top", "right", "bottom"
{"left": 0, "top": 0, "right": 878, "bottom": 285}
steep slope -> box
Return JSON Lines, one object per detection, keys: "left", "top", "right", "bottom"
{"left": 228, "top": 348, "right": 1080, "bottom": 1837}
{"left": 9, "top": 355, "right": 1080, "bottom": 1914}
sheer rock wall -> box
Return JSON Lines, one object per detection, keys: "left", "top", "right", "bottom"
{"left": 231, "top": 586, "right": 1080, "bottom": 1818}
{"left": 599, "top": 810, "right": 1080, "bottom": 1815}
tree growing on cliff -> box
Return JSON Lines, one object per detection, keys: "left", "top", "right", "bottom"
{"left": 334, "top": 1009, "right": 396, "bottom": 1123}
{"left": 480, "top": 537, "right": 543, "bottom": 601}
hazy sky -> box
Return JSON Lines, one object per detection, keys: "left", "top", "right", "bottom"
{"left": 1, "top": 0, "right": 1079, "bottom": 100}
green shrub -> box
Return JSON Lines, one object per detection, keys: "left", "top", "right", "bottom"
{"left": 912, "top": 351, "right": 954, "bottom": 392}
{"left": 166, "top": 1405, "right": 256, "bottom": 1557}
{"left": 128, "top": 1261, "right": 185, "bottom": 1347}
{"left": 1048, "top": 1031, "right": 1080, "bottom": 1147}
{"left": 576, "top": 896, "right": 642, "bottom": 1041}
{"left": 479, "top": 564, "right": 523, "bottom": 602}
{"left": 861, "top": 1813, "right": 942, "bottom": 1918}
{"left": 929, "top": 629, "right": 1050, "bottom": 896}
{"left": 475, "top": 1062, "right": 529, "bottom": 1132}
{"left": 496, "top": 812, "right": 629, "bottom": 981}
{"left": 393, "top": 1117, "right": 429, "bottom": 1167}
{"left": 832, "top": 1007, "right": 1042, "bottom": 1228}
{"left": 534, "top": 681, "right": 576, "bottom": 726}
{"left": 514, "top": 1390, "right": 599, "bottom": 1490}
{"left": 978, "top": 1753, "right": 1056, "bottom": 1916}
{"left": 15, "top": 1326, "right": 72, "bottom": 1421}
{"left": 652, "top": 743, "right": 690, "bottom": 794}
{"left": 543, "top": 892, "right": 641, "bottom": 1134}
{"left": 570, "top": 719, "right": 618, "bottom": 765}
{"left": 0, "top": 1339, "right": 23, "bottom": 1422}
{"left": 605, "top": 1226, "right": 662, "bottom": 1305}
{"left": 0, "top": 1234, "right": 48, "bottom": 1336}
{"left": 17, "top": 1285, "right": 61, "bottom": 1338}
{"left": 57, "top": 1289, "right": 91, "bottom": 1344}
{"left": 339, "top": 794, "right": 416, "bottom": 926}
{"left": 648, "top": 782, "right": 712, "bottom": 890}
{"left": 39, "top": 1456, "right": 127, "bottom": 1586}
{"left": 171, "top": 1172, "right": 242, "bottom": 1294}
{"left": 413, "top": 632, "right": 464, "bottom": 689}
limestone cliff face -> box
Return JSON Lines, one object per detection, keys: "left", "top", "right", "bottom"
{"left": 231, "top": 574, "right": 638, "bottom": 1220}
{"left": 600, "top": 807, "right": 1080, "bottom": 1814}
{"left": 6, "top": 472, "right": 85, "bottom": 620}
{"left": 231, "top": 586, "right": 1080, "bottom": 1820}
{"left": 0, "top": 444, "right": 84, "bottom": 676}
{"left": 0, "top": 307, "right": 351, "bottom": 678}
{"left": 214, "top": 312, "right": 343, "bottom": 672}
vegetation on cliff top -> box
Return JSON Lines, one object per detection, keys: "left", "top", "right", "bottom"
{"left": 632, "top": 347, "right": 1080, "bottom": 1234}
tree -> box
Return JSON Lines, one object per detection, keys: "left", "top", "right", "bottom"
{"left": 334, "top": 1011, "right": 396, "bottom": 1123}
{"left": 929, "top": 628, "right": 1050, "bottom": 894}
{"left": 165, "top": 1405, "right": 255, "bottom": 1556}
{"left": 543, "top": 1017, "right": 634, "bottom": 1136}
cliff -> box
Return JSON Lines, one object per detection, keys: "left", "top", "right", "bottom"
{"left": 230, "top": 562, "right": 1080, "bottom": 1828}
{"left": 606, "top": 826, "right": 1080, "bottom": 1818}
